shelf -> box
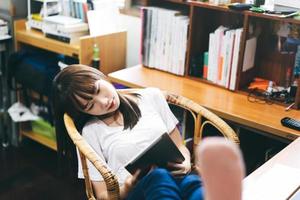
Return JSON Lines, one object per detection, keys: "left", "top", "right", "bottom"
{"left": 189, "top": 1, "right": 241, "bottom": 13}
{"left": 15, "top": 19, "right": 127, "bottom": 74}
{"left": 188, "top": 1, "right": 300, "bottom": 24}
{"left": 245, "top": 11, "right": 300, "bottom": 25}
{"left": 165, "top": 0, "right": 189, "bottom": 5}
{"left": 15, "top": 25, "right": 80, "bottom": 58}
{"left": 21, "top": 130, "right": 57, "bottom": 151}
{"left": 33, "top": 0, "right": 59, "bottom": 2}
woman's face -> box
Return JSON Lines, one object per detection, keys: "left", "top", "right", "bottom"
{"left": 77, "top": 79, "right": 120, "bottom": 116}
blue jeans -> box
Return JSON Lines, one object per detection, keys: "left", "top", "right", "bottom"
{"left": 126, "top": 168, "right": 204, "bottom": 200}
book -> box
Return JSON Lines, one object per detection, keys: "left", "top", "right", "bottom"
{"left": 44, "top": 15, "right": 83, "bottom": 26}
{"left": 229, "top": 28, "right": 243, "bottom": 91}
{"left": 274, "top": 0, "right": 300, "bottom": 11}
{"left": 58, "top": 22, "right": 88, "bottom": 33}
{"left": 242, "top": 37, "right": 257, "bottom": 72}
{"left": 226, "top": 30, "right": 236, "bottom": 89}
{"left": 45, "top": 31, "right": 87, "bottom": 44}
{"left": 125, "top": 133, "right": 185, "bottom": 175}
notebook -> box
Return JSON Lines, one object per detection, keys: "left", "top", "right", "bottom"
{"left": 125, "top": 133, "right": 185, "bottom": 175}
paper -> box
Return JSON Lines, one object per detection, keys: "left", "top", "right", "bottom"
{"left": 242, "top": 37, "right": 257, "bottom": 72}
{"left": 0, "top": 35, "right": 11, "bottom": 41}
{"left": 274, "top": 0, "right": 300, "bottom": 9}
{"left": 277, "top": 23, "right": 290, "bottom": 37}
{"left": 87, "top": 2, "right": 121, "bottom": 36}
{"left": 8, "top": 102, "right": 40, "bottom": 122}
{"left": 44, "top": 15, "right": 83, "bottom": 25}
{"left": 243, "top": 164, "right": 300, "bottom": 200}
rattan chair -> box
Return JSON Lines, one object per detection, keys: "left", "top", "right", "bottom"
{"left": 63, "top": 89, "right": 239, "bottom": 200}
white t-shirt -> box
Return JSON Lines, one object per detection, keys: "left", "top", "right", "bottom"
{"left": 77, "top": 87, "right": 179, "bottom": 185}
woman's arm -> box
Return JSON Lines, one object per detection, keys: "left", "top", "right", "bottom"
{"left": 169, "top": 127, "right": 192, "bottom": 176}
{"left": 92, "top": 181, "right": 108, "bottom": 200}
{"left": 92, "top": 181, "right": 128, "bottom": 200}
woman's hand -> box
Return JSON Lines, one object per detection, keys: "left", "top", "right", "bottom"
{"left": 120, "top": 170, "right": 141, "bottom": 199}
{"left": 167, "top": 158, "right": 191, "bottom": 177}
{"left": 168, "top": 127, "right": 192, "bottom": 177}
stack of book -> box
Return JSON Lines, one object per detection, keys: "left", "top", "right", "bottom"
{"left": 27, "top": 13, "right": 44, "bottom": 30}
{"left": 206, "top": 26, "right": 244, "bottom": 90}
{"left": 141, "top": 7, "right": 189, "bottom": 76}
{"left": 42, "top": 15, "right": 89, "bottom": 44}
{"left": 61, "top": 0, "right": 94, "bottom": 23}
{"left": 274, "top": 0, "right": 300, "bottom": 12}
{"left": 208, "top": 0, "right": 231, "bottom": 5}
{"left": 27, "top": 1, "right": 60, "bottom": 30}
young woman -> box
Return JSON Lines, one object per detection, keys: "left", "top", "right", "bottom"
{"left": 52, "top": 64, "right": 203, "bottom": 200}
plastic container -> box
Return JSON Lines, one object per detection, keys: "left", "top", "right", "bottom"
{"left": 31, "top": 119, "right": 56, "bottom": 140}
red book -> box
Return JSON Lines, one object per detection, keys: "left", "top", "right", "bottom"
{"left": 203, "top": 65, "right": 208, "bottom": 79}
{"left": 82, "top": 3, "right": 88, "bottom": 23}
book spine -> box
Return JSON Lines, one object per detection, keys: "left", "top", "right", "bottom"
{"left": 45, "top": 33, "right": 70, "bottom": 43}
{"left": 82, "top": 3, "right": 88, "bottom": 22}
{"left": 140, "top": 7, "right": 146, "bottom": 65}
{"left": 203, "top": 51, "right": 208, "bottom": 79}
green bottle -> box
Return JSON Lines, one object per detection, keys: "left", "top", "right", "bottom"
{"left": 92, "top": 43, "right": 100, "bottom": 69}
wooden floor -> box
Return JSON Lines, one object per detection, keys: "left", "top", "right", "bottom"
{"left": 0, "top": 130, "right": 288, "bottom": 200}
{"left": 0, "top": 139, "right": 86, "bottom": 200}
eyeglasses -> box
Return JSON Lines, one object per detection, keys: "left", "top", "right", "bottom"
{"left": 247, "top": 88, "right": 289, "bottom": 105}
{"left": 247, "top": 89, "right": 273, "bottom": 105}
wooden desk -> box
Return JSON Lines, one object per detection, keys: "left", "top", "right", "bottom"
{"left": 243, "top": 137, "right": 300, "bottom": 199}
{"left": 108, "top": 65, "right": 300, "bottom": 141}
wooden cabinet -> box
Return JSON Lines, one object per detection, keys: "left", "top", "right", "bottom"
{"left": 14, "top": 19, "right": 126, "bottom": 74}
{"left": 14, "top": 19, "right": 126, "bottom": 150}
{"left": 238, "top": 12, "right": 300, "bottom": 89}
{"left": 138, "top": 0, "right": 300, "bottom": 109}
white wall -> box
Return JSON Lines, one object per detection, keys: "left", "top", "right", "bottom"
{"left": 89, "top": 0, "right": 142, "bottom": 68}
{"left": 119, "top": 14, "right": 141, "bottom": 68}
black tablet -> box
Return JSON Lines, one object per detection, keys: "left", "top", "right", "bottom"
{"left": 125, "top": 133, "right": 185, "bottom": 174}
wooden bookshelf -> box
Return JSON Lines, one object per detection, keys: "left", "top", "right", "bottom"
{"left": 15, "top": 25, "right": 80, "bottom": 57}
{"left": 21, "top": 130, "right": 57, "bottom": 151}
{"left": 14, "top": 19, "right": 127, "bottom": 150}
{"left": 137, "top": 0, "right": 300, "bottom": 109}
{"left": 14, "top": 19, "right": 126, "bottom": 75}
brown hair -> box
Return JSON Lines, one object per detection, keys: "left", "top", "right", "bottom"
{"left": 52, "top": 64, "right": 141, "bottom": 131}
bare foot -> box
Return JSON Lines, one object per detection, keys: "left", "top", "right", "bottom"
{"left": 194, "top": 137, "right": 245, "bottom": 200}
